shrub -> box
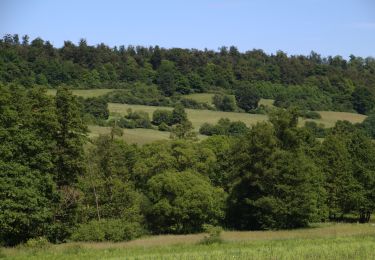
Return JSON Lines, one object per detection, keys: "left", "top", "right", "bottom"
{"left": 152, "top": 109, "right": 173, "bottom": 126}
{"left": 235, "top": 85, "right": 260, "bottom": 112}
{"left": 158, "top": 122, "right": 170, "bottom": 131}
{"left": 117, "top": 118, "right": 136, "bottom": 129}
{"left": 198, "top": 224, "right": 223, "bottom": 245}
{"left": 146, "top": 170, "right": 226, "bottom": 234}
{"left": 299, "top": 110, "right": 322, "bottom": 119}
{"left": 199, "top": 118, "right": 249, "bottom": 136}
{"left": 179, "top": 98, "right": 213, "bottom": 110}
{"left": 71, "top": 219, "right": 144, "bottom": 242}
{"left": 305, "top": 121, "right": 326, "bottom": 138}
{"left": 25, "top": 237, "right": 51, "bottom": 249}
{"left": 212, "top": 94, "right": 236, "bottom": 111}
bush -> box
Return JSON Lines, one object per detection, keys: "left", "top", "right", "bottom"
{"left": 305, "top": 121, "right": 326, "bottom": 138}
{"left": 82, "top": 97, "right": 109, "bottom": 120}
{"left": 299, "top": 110, "right": 322, "bottom": 119}
{"left": 71, "top": 219, "right": 144, "bottom": 242}
{"left": 152, "top": 109, "right": 173, "bottom": 126}
{"left": 25, "top": 237, "right": 51, "bottom": 249}
{"left": 199, "top": 118, "right": 249, "bottom": 136}
{"left": 117, "top": 118, "right": 136, "bottom": 129}
{"left": 212, "top": 94, "right": 236, "bottom": 111}
{"left": 158, "top": 122, "right": 170, "bottom": 131}
{"left": 235, "top": 85, "right": 260, "bottom": 112}
{"left": 198, "top": 224, "right": 223, "bottom": 245}
{"left": 146, "top": 170, "right": 226, "bottom": 234}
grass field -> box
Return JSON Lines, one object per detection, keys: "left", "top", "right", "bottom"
{"left": 109, "top": 103, "right": 367, "bottom": 130}
{"left": 46, "top": 89, "right": 115, "bottom": 98}
{"left": 184, "top": 93, "right": 275, "bottom": 108}
{"left": 88, "top": 125, "right": 171, "bottom": 145}
{"left": 2, "top": 223, "right": 375, "bottom": 259}
{"left": 109, "top": 103, "right": 269, "bottom": 129}
{"left": 88, "top": 125, "right": 207, "bottom": 145}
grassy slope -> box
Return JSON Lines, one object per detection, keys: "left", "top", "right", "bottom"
{"left": 3, "top": 224, "right": 375, "bottom": 259}
{"left": 46, "top": 90, "right": 367, "bottom": 143}
{"left": 109, "top": 103, "right": 268, "bottom": 129}
{"left": 46, "top": 89, "right": 115, "bottom": 98}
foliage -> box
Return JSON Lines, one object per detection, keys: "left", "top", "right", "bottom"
{"left": 198, "top": 224, "right": 223, "bottom": 245}
{"left": 274, "top": 85, "right": 333, "bottom": 111}
{"left": 199, "top": 118, "right": 249, "bottom": 136}
{"left": 146, "top": 170, "right": 226, "bottom": 234}
{"left": 234, "top": 84, "right": 260, "bottom": 112}
{"left": 81, "top": 96, "right": 109, "bottom": 120}
{"left": 304, "top": 121, "right": 326, "bottom": 138}
{"left": 299, "top": 110, "right": 322, "bottom": 119}
{"left": 351, "top": 87, "right": 375, "bottom": 114}
{"left": 171, "top": 104, "right": 188, "bottom": 124}
{"left": 152, "top": 109, "right": 173, "bottom": 126}
{"left": 70, "top": 219, "right": 144, "bottom": 242}
{"left": 25, "top": 237, "right": 51, "bottom": 249}
{"left": 360, "top": 112, "right": 375, "bottom": 138}
{"left": 212, "top": 94, "right": 236, "bottom": 111}
{"left": 227, "top": 110, "right": 326, "bottom": 230}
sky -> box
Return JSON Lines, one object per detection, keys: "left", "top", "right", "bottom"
{"left": 1, "top": 0, "right": 375, "bottom": 58}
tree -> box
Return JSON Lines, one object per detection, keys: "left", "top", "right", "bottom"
{"left": 234, "top": 85, "right": 260, "bottom": 112}
{"left": 212, "top": 94, "right": 236, "bottom": 111}
{"left": 156, "top": 60, "right": 178, "bottom": 96}
{"left": 152, "top": 109, "right": 173, "bottom": 126}
{"left": 53, "top": 86, "right": 88, "bottom": 241}
{"left": 352, "top": 87, "right": 375, "bottom": 114}
{"left": 146, "top": 170, "right": 226, "bottom": 234}
{"left": 170, "top": 120, "right": 197, "bottom": 140}
{"left": 0, "top": 86, "right": 58, "bottom": 245}
{"left": 82, "top": 97, "right": 109, "bottom": 120}
{"left": 171, "top": 103, "right": 188, "bottom": 124}
{"left": 227, "top": 116, "right": 325, "bottom": 229}
{"left": 361, "top": 112, "right": 375, "bottom": 138}
{"left": 55, "top": 86, "right": 87, "bottom": 186}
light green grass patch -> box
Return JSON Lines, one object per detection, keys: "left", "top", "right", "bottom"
{"left": 2, "top": 224, "right": 375, "bottom": 259}
{"left": 46, "top": 89, "right": 115, "bottom": 98}
{"left": 88, "top": 125, "right": 207, "bottom": 145}
{"left": 108, "top": 103, "right": 269, "bottom": 130}
{"left": 88, "top": 125, "right": 171, "bottom": 145}
{"left": 301, "top": 111, "right": 367, "bottom": 128}
{"left": 183, "top": 93, "right": 216, "bottom": 105}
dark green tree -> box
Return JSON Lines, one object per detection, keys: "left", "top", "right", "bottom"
{"left": 352, "top": 87, "right": 375, "bottom": 114}
{"left": 234, "top": 85, "right": 260, "bottom": 112}
{"left": 146, "top": 170, "right": 226, "bottom": 234}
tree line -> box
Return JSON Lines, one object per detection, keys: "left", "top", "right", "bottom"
{"left": 1, "top": 85, "right": 374, "bottom": 246}
{"left": 1, "top": 34, "right": 375, "bottom": 114}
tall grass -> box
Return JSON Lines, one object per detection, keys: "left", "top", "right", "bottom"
{"left": 2, "top": 224, "right": 375, "bottom": 259}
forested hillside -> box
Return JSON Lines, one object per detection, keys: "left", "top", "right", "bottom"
{"left": 1, "top": 85, "right": 375, "bottom": 246}
{"left": 1, "top": 34, "right": 375, "bottom": 113}
{"left": 1, "top": 34, "right": 375, "bottom": 247}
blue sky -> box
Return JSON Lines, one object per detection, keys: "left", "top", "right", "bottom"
{"left": 1, "top": 0, "right": 374, "bottom": 57}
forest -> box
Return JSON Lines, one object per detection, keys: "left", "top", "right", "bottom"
{"left": 1, "top": 34, "right": 375, "bottom": 247}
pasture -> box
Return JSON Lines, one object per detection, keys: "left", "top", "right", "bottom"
{"left": 108, "top": 102, "right": 269, "bottom": 129}
{"left": 2, "top": 223, "right": 375, "bottom": 259}
{"left": 88, "top": 125, "right": 207, "bottom": 145}
{"left": 108, "top": 102, "right": 367, "bottom": 130}
{"left": 46, "top": 88, "right": 115, "bottom": 98}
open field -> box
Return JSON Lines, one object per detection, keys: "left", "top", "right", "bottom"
{"left": 2, "top": 224, "right": 375, "bottom": 259}
{"left": 88, "top": 125, "right": 207, "bottom": 145}
{"left": 184, "top": 93, "right": 275, "bottom": 108}
{"left": 109, "top": 103, "right": 269, "bottom": 129}
{"left": 109, "top": 103, "right": 367, "bottom": 130}
{"left": 306, "top": 111, "right": 368, "bottom": 128}
{"left": 46, "top": 89, "right": 115, "bottom": 98}
{"left": 88, "top": 125, "right": 171, "bottom": 145}
{"left": 183, "top": 93, "right": 216, "bottom": 105}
